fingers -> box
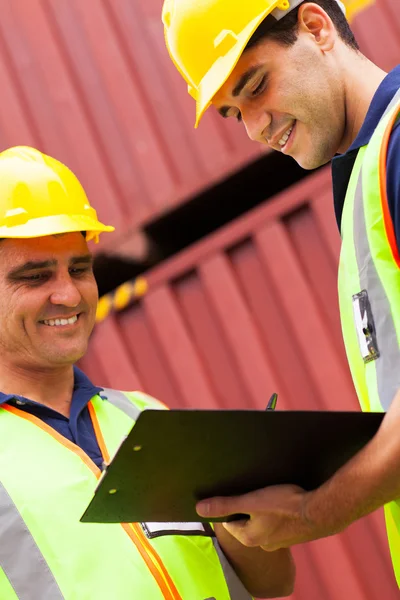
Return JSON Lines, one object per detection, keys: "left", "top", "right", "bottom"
{"left": 197, "top": 486, "right": 268, "bottom": 518}
{"left": 196, "top": 495, "right": 243, "bottom": 519}
{"left": 222, "top": 520, "right": 259, "bottom": 547}
{"left": 223, "top": 518, "right": 282, "bottom": 550}
{"left": 196, "top": 495, "right": 270, "bottom": 548}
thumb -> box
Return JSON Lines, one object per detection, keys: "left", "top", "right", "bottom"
{"left": 196, "top": 495, "right": 244, "bottom": 519}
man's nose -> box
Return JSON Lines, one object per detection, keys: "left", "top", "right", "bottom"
{"left": 49, "top": 275, "right": 81, "bottom": 307}
{"left": 242, "top": 108, "right": 271, "bottom": 144}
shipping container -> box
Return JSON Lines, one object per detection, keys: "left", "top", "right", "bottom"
{"left": 81, "top": 168, "right": 399, "bottom": 598}
{"left": 0, "top": 0, "right": 397, "bottom": 253}
{"left": 0, "top": 0, "right": 398, "bottom": 596}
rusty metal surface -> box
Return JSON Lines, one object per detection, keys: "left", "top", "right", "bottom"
{"left": 0, "top": 0, "right": 261, "bottom": 251}
{"left": 81, "top": 168, "right": 399, "bottom": 598}
{"left": 0, "top": 0, "right": 397, "bottom": 252}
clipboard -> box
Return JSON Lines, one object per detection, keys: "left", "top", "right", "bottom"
{"left": 81, "top": 409, "right": 384, "bottom": 524}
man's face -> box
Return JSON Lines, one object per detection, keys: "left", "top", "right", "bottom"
{"left": 0, "top": 232, "right": 98, "bottom": 370}
{"left": 212, "top": 32, "right": 345, "bottom": 169}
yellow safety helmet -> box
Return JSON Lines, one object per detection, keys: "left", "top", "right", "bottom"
{"left": 0, "top": 146, "right": 114, "bottom": 243}
{"left": 163, "top": 0, "right": 346, "bottom": 127}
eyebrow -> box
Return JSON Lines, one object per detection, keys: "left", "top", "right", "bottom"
{"left": 217, "top": 66, "right": 263, "bottom": 119}
{"left": 232, "top": 66, "right": 262, "bottom": 97}
{"left": 7, "top": 254, "right": 93, "bottom": 279}
{"left": 71, "top": 254, "right": 93, "bottom": 266}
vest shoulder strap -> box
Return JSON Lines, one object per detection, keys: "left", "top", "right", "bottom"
{"left": 100, "top": 388, "right": 167, "bottom": 422}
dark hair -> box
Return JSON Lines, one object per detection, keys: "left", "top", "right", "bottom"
{"left": 246, "top": 0, "right": 359, "bottom": 51}
{"left": 0, "top": 232, "right": 86, "bottom": 243}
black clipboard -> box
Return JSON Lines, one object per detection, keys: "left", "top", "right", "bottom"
{"left": 81, "top": 409, "right": 384, "bottom": 524}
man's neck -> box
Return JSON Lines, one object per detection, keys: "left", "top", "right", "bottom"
{"left": 0, "top": 363, "right": 75, "bottom": 417}
{"left": 338, "top": 54, "right": 387, "bottom": 154}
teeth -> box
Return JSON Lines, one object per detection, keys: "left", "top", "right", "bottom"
{"left": 278, "top": 125, "right": 294, "bottom": 147}
{"left": 43, "top": 315, "right": 78, "bottom": 327}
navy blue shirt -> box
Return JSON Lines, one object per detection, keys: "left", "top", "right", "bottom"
{"left": 332, "top": 65, "right": 400, "bottom": 243}
{"left": 0, "top": 367, "right": 105, "bottom": 469}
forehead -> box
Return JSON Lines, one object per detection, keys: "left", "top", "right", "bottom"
{"left": 0, "top": 233, "right": 89, "bottom": 269}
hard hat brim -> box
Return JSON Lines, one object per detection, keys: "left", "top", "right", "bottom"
{"left": 0, "top": 214, "right": 114, "bottom": 243}
{"left": 194, "top": 10, "right": 274, "bottom": 127}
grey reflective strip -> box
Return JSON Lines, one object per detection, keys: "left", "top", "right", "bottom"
{"left": 101, "top": 388, "right": 141, "bottom": 421}
{"left": 354, "top": 89, "right": 400, "bottom": 410}
{"left": 0, "top": 482, "right": 64, "bottom": 599}
{"left": 212, "top": 537, "right": 252, "bottom": 600}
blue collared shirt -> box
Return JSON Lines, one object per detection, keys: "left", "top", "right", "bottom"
{"left": 0, "top": 366, "right": 105, "bottom": 469}
{"left": 331, "top": 65, "right": 400, "bottom": 243}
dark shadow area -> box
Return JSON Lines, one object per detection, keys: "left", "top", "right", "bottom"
{"left": 94, "top": 151, "right": 312, "bottom": 296}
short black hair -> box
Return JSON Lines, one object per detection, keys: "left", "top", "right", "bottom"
{"left": 0, "top": 232, "right": 86, "bottom": 243}
{"left": 246, "top": 0, "right": 359, "bottom": 51}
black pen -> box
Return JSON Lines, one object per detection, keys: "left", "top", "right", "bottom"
{"left": 266, "top": 392, "right": 278, "bottom": 411}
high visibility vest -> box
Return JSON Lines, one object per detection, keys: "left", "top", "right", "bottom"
{"left": 338, "top": 87, "right": 400, "bottom": 587}
{"left": 0, "top": 389, "right": 252, "bottom": 600}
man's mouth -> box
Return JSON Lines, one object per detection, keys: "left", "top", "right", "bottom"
{"left": 278, "top": 122, "right": 295, "bottom": 149}
{"left": 40, "top": 314, "right": 80, "bottom": 327}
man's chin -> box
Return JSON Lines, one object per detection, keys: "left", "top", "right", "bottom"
{"left": 294, "top": 153, "right": 332, "bottom": 170}
{"left": 40, "top": 346, "right": 88, "bottom": 367}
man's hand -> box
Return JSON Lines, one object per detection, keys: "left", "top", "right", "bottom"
{"left": 197, "top": 387, "right": 400, "bottom": 553}
{"left": 197, "top": 484, "right": 331, "bottom": 551}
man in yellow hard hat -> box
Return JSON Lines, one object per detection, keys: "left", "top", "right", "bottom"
{"left": 0, "top": 146, "right": 295, "bottom": 599}
{"left": 163, "top": 0, "right": 400, "bottom": 588}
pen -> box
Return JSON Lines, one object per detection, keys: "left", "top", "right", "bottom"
{"left": 266, "top": 392, "right": 278, "bottom": 411}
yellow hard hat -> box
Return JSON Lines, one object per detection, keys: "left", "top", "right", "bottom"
{"left": 163, "top": 0, "right": 346, "bottom": 127}
{"left": 0, "top": 146, "right": 114, "bottom": 243}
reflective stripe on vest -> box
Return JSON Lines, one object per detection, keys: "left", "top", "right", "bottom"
{"left": 0, "top": 482, "right": 64, "bottom": 600}
{"left": 0, "top": 393, "right": 247, "bottom": 600}
{"left": 101, "top": 388, "right": 141, "bottom": 421}
{"left": 339, "top": 88, "right": 400, "bottom": 412}
{"left": 88, "top": 399, "right": 184, "bottom": 600}
{"left": 101, "top": 389, "right": 253, "bottom": 600}
{"left": 338, "top": 87, "right": 400, "bottom": 587}
{"left": 354, "top": 89, "right": 400, "bottom": 411}
{"left": 212, "top": 537, "right": 255, "bottom": 600}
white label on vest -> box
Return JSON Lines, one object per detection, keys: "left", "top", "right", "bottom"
{"left": 352, "top": 290, "right": 380, "bottom": 363}
{"left": 141, "top": 521, "right": 208, "bottom": 539}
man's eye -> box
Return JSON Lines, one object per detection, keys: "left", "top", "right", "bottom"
{"left": 25, "top": 274, "right": 44, "bottom": 280}
{"left": 251, "top": 76, "right": 266, "bottom": 97}
{"left": 21, "top": 273, "right": 48, "bottom": 283}
{"left": 70, "top": 267, "right": 90, "bottom": 276}
{"left": 223, "top": 107, "right": 242, "bottom": 122}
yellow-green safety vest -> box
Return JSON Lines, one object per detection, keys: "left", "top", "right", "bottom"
{"left": 0, "top": 388, "right": 252, "bottom": 600}
{"left": 338, "top": 87, "right": 400, "bottom": 587}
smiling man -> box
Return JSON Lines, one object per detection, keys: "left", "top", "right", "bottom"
{"left": 163, "top": 0, "right": 400, "bottom": 589}
{"left": 0, "top": 146, "right": 295, "bottom": 599}
{"left": 2, "top": 237, "right": 95, "bottom": 375}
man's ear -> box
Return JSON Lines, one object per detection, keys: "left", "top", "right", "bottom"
{"left": 298, "top": 3, "right": 336, "bottom": 52}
